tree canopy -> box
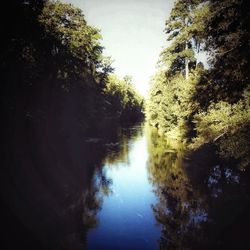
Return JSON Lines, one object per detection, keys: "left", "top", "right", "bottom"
{"left": 147, "top": 0, "right": 250, "bottom": 169}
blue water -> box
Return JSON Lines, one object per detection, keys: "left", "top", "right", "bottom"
{"left": 87, "top": 129, "right": 160, "bottom": 249}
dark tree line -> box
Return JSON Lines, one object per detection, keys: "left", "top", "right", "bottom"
{"left": 1, "top": 0, "right": 143, "bottom": 135}
{"left": 0, "top": 1, "right": 143, "bottom": 249}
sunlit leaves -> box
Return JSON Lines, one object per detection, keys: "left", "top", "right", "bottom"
{"left": 104, "top": 74, "right": 144, "bottom": 122}
{"left": 191, "top": 88, "right": 250, "bottom": 169}
{"left": 39, "top": 1, "right": 104, "bottom": 78}
{"left": 147, "top": 0, "right": 250, "bottom": 169}
{"left": 160, "top": 0, "right": 206, "bottom": 78}
{"left": 147, "top": 69, "right": 201, "bottom": 139}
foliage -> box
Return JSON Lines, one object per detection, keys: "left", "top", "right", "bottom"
{"left": 38, "top": 1, "right": 107, "bottom": 80}
{"left": 147, "top": 67, "right": 202, "bottom": 139}
{"left": 192, "top": 88, "right": 250, "bottom": 169}
{"left": 194, "top": 0, "right": 250, "bottom": 106}
{"left": 1, "top": 0, "right": 143, "bottom": 140}
{"left": 147, "top": 0, "right": 250, "bottom": 169}
{"left": 160, "top": 0, "right": 205, "bottom": 79}
{"left": 104, "top": 74, "right": 144, "bottom": 123}
{"left": 1, "top": 2, "right": 144, "bottom": 247}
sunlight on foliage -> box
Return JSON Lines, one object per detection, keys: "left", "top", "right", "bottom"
{"left": 147, "top": 0, "right": 250, "bottom": 169}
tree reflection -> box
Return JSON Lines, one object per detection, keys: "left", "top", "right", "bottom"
{"left": 103, "top": 125, "right": 143, "bottom": 165}
{"left": 1, "top": 117, "right": 143, "bottom": 249}
{"left": 146, "top": 126, "right": 207, "bottom": 249}
{"left": 146, "top": 125, "right": 250, "bottom": 250}
{"left": 58, "top": 125, "right": 143, "bottom": 249}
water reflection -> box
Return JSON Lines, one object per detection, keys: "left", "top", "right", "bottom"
{"left": 1, "top": 112, "right": 146, "bottom": 250}
{"left": 59, "top": 125, "right": 148, "bottom": 249}
{"left": 146, "top": 126, "right": 250, "bottom": 250}
{"left": 87, "top": 125, "right": 160, "bottom": 250}
{"left": 3, "top": 122, "right": 250, "bottom": 249}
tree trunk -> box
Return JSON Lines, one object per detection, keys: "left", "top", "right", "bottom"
{"left": 184, "top": 17, "right": 189, "bottom": 80}
{"left": 185, "top": 41, "right": 189, "bottom": 80}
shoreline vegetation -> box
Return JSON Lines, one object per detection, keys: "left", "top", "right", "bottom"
{"left": 1, "top": 2, "right": 144, "bottom": 248}
{"left": 2, "top": 0, "right": 144, "bottom": 143}
{"left": 146, "top": 0, "right": 250, "bottom": 170}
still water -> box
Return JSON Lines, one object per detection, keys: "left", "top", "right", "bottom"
{"left": 84, "top": 124, "right": 250, "bottom": 250}
{"left": 87, "top": 126, "right": 160, "bottom": 249}
{"left": 2, "top": 123, "right": 250, "bottom": 249}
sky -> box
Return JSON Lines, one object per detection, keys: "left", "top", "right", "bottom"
{"left": 63, "top": 0, "right": 175, "bottom": 97}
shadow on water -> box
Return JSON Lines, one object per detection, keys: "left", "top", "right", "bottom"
{"left": 87, "top": 125, "right": 160, "bottom": 250}
{"left": 2, "top": 119, "right": 250, "bottom": 250}
{"left": 146, "top": 126, "right": 250, "bottom": 250}
{"left": 1, "top": 93, "right": 143, "bottom": 250}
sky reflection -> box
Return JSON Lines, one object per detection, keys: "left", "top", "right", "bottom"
{"left": 87, "top": 129, "right": 160, "bottom": 250}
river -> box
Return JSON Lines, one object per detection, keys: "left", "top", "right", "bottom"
{"left": 87, "top": 125, "right": 160, "bottom": 249}
{"left": 84, "top": 124, "right": 250, "bottom": 250}
{"left": 1, "top": 123, "right": 250, "bottom": 249}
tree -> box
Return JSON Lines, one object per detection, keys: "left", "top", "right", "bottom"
{"left": 194, "top": 0, "right": 250, "bottom": 106}
{"left": 38, "top": 1, "right": 104, "bottom": 80}
{"left": 104, "top": 74, "right": 144, "bottom": 123}
{"left": 160, "top": 0, "right": 202, "bottom": 79}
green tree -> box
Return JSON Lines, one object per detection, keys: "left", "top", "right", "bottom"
{"left": 38, "top": 1, "right": 104, "bottom": 80}
{"left": 104, "top": 74, "right": 144, "bottom": 123}
{"left": 147, "top": 0, "right": 208, "bottom": 139}
{"left": 160, "top": 0, "right": 203, "bottom": 79}
{"left": 194, "top": 0, "right": 250, "bottom": 106}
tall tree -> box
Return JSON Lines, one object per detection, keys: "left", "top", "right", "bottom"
{"left": 160, "top": 0, "right": 201, "bottom": 79}
{"left": 38, "top": 1, "right": 105, "bottom": 81}
{"left": 194, "top": 0, "right": 250, "bottom": 106}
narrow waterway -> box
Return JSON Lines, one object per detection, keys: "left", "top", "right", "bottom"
{"left": 84, "top": 124, "right": 250, "bottom": 250}
{"left": 2, "top": 122, "right": 250, "bottom": 250}
{"left": 87, "top": 126, "right": 160, "bottom": 249}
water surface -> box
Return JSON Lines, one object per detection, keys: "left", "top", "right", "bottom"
{"left": 2, "top": 123, "right": 250, "bottom": 250}
{"left": 87, "top": 126, "right": 160, "bottom": 249}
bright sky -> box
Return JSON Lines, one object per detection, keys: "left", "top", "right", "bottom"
{"left": 63, "top": 0, "right": 175, "bottom": 97}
